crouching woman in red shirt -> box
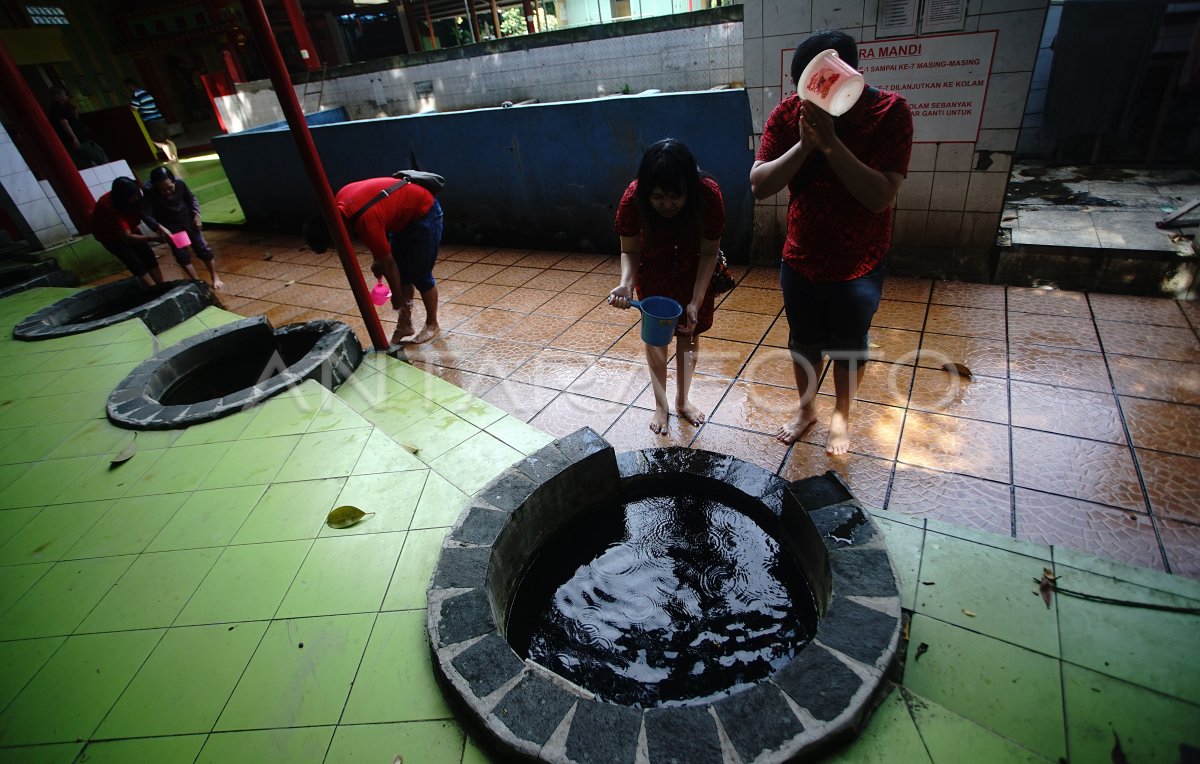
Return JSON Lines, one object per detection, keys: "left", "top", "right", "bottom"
{"left": 609, "top": 139, "right": 724, "bottom": 435}
{"left": 91, "top": 177, "right": 165, "bottom": 288}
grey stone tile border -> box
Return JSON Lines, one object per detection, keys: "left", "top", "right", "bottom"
{"left": 106, "top": 315, "right": 363, "bottom": 430}
{"left": 428, "top": 428, "right": 902, "bottom": 764}
{"left": 13, "top": 278, "right": 216, "bottom": 340}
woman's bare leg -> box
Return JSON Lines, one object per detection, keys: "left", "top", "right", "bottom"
{"left": 775, "top": 351, "right": 821, "bottom": 444}
{"left": 674, "top": 333, "right": 705, "bottom": 426}
{"left": 645, "top": 343, "right": 670, "bottom": 434}
{"left": 827, "top": 359, "right": 865, "bottom": 455}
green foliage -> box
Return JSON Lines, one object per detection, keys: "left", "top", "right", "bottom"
{"left": 500, "top": 7, "right": 527, "bottom": 36}
{"left": 499, "top": 6, "right": 558, "bottom": 36}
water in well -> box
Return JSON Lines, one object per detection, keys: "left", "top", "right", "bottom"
{"left": 507, "top": 487, "right": 818, "bottom": 707}
{"left": 159, "top": 331, "right": 321, "bottom": 405}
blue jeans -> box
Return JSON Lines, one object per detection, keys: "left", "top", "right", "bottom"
{"left": 389, "top": 200, "right": 443, "bottom": 293}
{"left": 780, "top": 261, "right": 885, "bottom": 367}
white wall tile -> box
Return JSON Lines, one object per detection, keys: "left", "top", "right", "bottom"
{"left": 762, "top": 0, "right": 810, "bottom": 39}
{"left": 981, "top": 71, "right": 1032, "bottom": 130}
{"left": 743, "top": 0, "right": 764, "bottom": 38}
{"left": 980, "top": 9, "right": 1046, "bottom": 73}
{"left": 34, "top": 223, "right": 71, "bottom": 247}
{"left": 965, "top": 170, "right": 1009, "bottom": 212}
{"left": 897, "top": 171, "right": 933, "bottom": 209}
{"left": 813, "top": 0, "right": 865, "bottom": 29}
{"left": 0, "top": 144, "right": 26, "bottom": 178}
{"left": 18, "top": 199, "right": 61, "bottom": 231}
{"left": 926, "top": 210, "right": 964, "bottom": 244}
{"left": 930, "top": 171, "right": 970, "bottom": 211}
{"left": 976, "top": 128, "right": 1019, "bottom": 152}
{"left": 909, "top": 143, "right": 938, "bottom": 172}
{"left": 3, "top": 170, "right": 42, "bottom": 205}
{"left": 936, "top": 144, "right": 974, "bottom": 171}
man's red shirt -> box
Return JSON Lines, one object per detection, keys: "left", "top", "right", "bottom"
{"left": 757, "top": 90, "right": 913, "bottom": 282}
{"left": 335, "top": 178, "right": 435, "bottom": 260}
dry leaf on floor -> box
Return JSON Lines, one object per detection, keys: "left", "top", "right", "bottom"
{"left": 109, "top": 436, "right": 138, "bottom": 469}
{"left": 961, "top": 609, "right": 976, "bottom": 618}
{"left": 941, "top": 362, "right": 973, "bottom": 380}
{"left": 868, "top": 341, "right": 882, "bottom": 349}
{"left": 1037, "top": 570, "right": 1056, "bottom": 609}
{"left": 1111, "top": 731, "right": 1129, "bottom": 764}
{"left": 913, "top": 642, "right": 929, "bottom": 662}
{"left": 326, "top": 505, "right": 373, "bottom": 529}
{"left": 264, "top": 253, "right": 274, "bottom": 260}
{"left": 397, "top": 441, "right": 420, "bottom": 454}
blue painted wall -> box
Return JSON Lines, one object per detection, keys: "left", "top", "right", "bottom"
{"left": 213, "top": 90, "right": 756, "bottom": 261}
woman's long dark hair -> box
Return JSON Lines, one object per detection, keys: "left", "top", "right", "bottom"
{"left": 149, "top": 165, "right": 176, "bottom": 187}
{"left": 635, "top": 138, "right": 706, "bottom": 237}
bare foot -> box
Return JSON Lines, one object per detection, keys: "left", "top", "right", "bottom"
{"left": 677, "top": 400, "right": 706, "bottom": 426}
{"left": 392, "top": 317, "right": 415, "bottom": 344}
{"left": 649, "top": 407, "right": 669, "bottom": 435}
{"left": 406, "top": 322, "right": 440, "bottom": 344}
{"left": 212, "top": 277, "right": 224, "bottom": 291}
{"left": 826, "top": 409, "right": 851, "bottom": 455}
{"left": 774, "top": 406, "right": 817, "bottom": 445}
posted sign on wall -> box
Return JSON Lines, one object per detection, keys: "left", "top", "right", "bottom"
{"left": 780, "top": 31, "right": 997, "bottom": 143}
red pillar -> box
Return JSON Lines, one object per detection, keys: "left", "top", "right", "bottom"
{"left": 0, "top": 40, "right": 95, "bottom": 235}
{"left": 280, "top": 0, "right": 322, "bottom": 71}
{"left": 522, "top": 0, "right": 536, "bottom": 33}
{"left": 244, "top": 0, "right": 389, "bottom": 351}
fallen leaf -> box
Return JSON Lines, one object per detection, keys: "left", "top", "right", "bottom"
{"left": 1111, "top": 731, "right": 1129, "bottom": 764}
{"left": 941, "top": 362, "right": 973, "bottom": 380}
{"left": 1037, "top": 571, "right": 1055, "bottom": 609}
{"left": 109, "top": 436, "right": 138, "bottom": 469}
{"left": 264, "top": 252, "right": 274, "bottom": 260}
{"left": 326, "top": 505, "right": 374, "bottom": 529}
{"left": 285, "top": 280, "right": 296, "bottom": 286}
{"left": 868, "top": 341, "right": 882, "bottom": 349}
{"left": 921, "top": 581, "right": 936, "bottom": 586}
{"left": 393, "top": 757, "right": 404, "bottom": 764}
{"left": 914, "top": 642, "right": 929, "bottom": 662}
{"left": 961, "top": 609, "right": 976, "bottom": 618}
{"left": 397, "top": 441, "right": 420, "bottom": 454}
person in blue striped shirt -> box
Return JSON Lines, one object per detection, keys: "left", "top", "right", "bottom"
{"left": 125, "top": 78, "right": 177, "bottom": 162}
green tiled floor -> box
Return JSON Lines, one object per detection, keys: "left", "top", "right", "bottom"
{"left": 0, "top": 288, "right": 1197, "bottom": 763}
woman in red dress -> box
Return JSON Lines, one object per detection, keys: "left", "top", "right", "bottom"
{"left": 608, "top": 139, "right": 725, "bottom": 435}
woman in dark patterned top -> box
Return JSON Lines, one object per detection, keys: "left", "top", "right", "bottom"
{"left": 142, "top": 166, "right": 223, "bottom": 290}
{"left": 750, "top": 30, "right": 913, "bottom": 455}
{"left": 609, "top": 139, "right": 724, "bottom": 435}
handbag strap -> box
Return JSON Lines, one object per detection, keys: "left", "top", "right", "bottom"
{"left": 346, "top": 180, "right": 408, "bottom": 229}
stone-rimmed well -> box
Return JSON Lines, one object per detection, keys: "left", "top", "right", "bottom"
{"left": 13, "top": 278, "right": 216, "bottom": 340}
{"left": 106, "top": 315, "right": 362, "bottom": 429}
{"left": 428, "top": 428, "right": 902, "bottom": 764}
{"left": 0, "top": 259, "right": 78, "bottom": 300}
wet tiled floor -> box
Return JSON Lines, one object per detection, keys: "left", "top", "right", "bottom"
{"left": 1004, "top": 164, "right": 1200, "bottom": 257}
{"left": 133, "top": 229, "right": 1200, "bottom": 579}
{"left": 1, "top": 270, "right": 1198, "bottom": 761}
